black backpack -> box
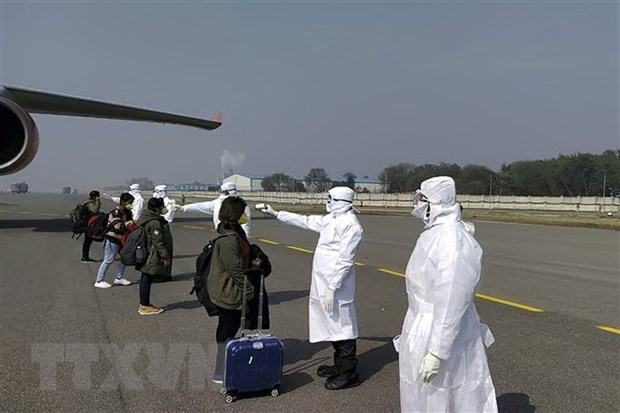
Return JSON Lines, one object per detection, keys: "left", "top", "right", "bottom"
{"left": 70, "top": 202, "right": 91, "bottom": 237}
{"left": 190, "top": 235, "right": 229, "bottom": 316}
{"left": 120, "top": 226, "right": 148, "bottom": 266}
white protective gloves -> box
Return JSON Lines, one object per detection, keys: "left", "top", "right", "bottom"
{"left": 419, "top": 352, "right": 441, "bottom": 383}
{"left": 173, "top": 204, "right": 184, "bottom": 212}
{"left": 392, "top": 335, "right": 401, "bottom": 353}
{"left": 323, "top": 287, "right": 335, "bottom": 314}
{"left": 102, "top": 193, "right": 112, "bottom": 200}
{"left": 255, "top": 203, "right": 278, "bottom": 217}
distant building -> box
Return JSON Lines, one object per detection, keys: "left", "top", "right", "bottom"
{"left": 222, "top": 174, "right": 267, "bottom": 191}
{"left": 223, "top": 173, "right": 383, "bottom": 193}
{"left": 169, "top": 183, "right": 218, "bottom": 191}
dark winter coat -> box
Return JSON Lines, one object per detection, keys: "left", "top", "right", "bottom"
{"left": 137, "top": 209, "right": 173, "bottom": 278}
{"left": 207, "top": 227, "right": 253, "bottom": 310}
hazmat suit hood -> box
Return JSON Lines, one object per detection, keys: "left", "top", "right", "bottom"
{"left": 153, "top": 185, "right": 167, "bottom": 199}
{"left": 413, "top": 176, "right": 461, "bottom": 228}
{"left": 220, "top": 182, "right": 238, "bottom": 197}
{"left": 327, "top": 186, "right": 355, "bottom": 215}
{"left": 129, "top": 184, "right": 141, "bottom": 198}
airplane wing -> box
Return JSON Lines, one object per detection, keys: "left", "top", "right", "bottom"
{"left": 3, "top": 86, "right": 221, "bottom": 131}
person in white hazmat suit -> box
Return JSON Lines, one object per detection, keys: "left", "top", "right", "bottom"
{"left": 152, "top": 185, "right": 176, "bottom": 224}
{"left": 176, "top": 182, "right": 252, "bottom": 238}
{"left": 257, "top": 186, "right": 363, "bottom": 390}
{"left": 103, "top": 183, "right": 145, "bottom": 221}
{"left": 398, "top": 176, "right": 497, "bottom": 413}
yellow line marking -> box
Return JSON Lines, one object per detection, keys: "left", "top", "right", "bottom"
{"left": 475, "top": 293, "right": 544, "bottom": 313}
{"left": 374, "top": 268, "right": 543, "bottom": 313}
{"left": 183, "top": 225, "right": 205, "bottom": 230}
{"left": 355, "top": 261, "right": 365, "bottom": 266}
{"left": 18, "top": 212, "right": 32, "bottom": 215}
{"left": 258, "top": 238, "right": 280, "bottom": 245}
{"left": 286, "top": 246, "right": 314, "bottom": 254}
{"left": 596, "top": 325, "right": 620, "bottom": 335}
{"left": 378, "top": 268, "right": 405, "bottom": 277}
{"left": 38, "top": 213, "right": 59, "bottom": 217}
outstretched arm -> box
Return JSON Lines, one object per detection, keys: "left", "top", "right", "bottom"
{"left": 180, "top": 200, "right": 216, "bottom": 214}
{"left": 277, "top": 211, "right": 325, "bottom": 233}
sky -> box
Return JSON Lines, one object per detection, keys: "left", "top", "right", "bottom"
{"left": 1, "top": 1, "right": 618, "bottom": 192}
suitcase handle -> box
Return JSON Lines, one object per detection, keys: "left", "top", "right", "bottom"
{"left": 240, "top": 269, "right": 265, "bottom": 338}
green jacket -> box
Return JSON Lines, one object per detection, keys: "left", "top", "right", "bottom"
{"left": 207, "top": 229, "right": 253, "bottom": 310}
{"left": 86, "top": 200, "right": 101, "bottom": 217}
{"left": 137, "top": 209, "right": 173, "bottom": 277}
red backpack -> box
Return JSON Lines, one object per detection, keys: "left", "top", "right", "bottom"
{"left": 87, "top": 213, "right": 108, "bottom": 242}
{"left": 121, "top": 222, "right": 141, "bottom": 245}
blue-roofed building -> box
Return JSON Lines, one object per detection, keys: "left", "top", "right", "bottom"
{"left": 169, "top": 183, "right": 218, "bottom": 191}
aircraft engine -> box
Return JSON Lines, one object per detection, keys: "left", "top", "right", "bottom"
{"left": 0, "top": 97, "right": 39, "bottom": 175}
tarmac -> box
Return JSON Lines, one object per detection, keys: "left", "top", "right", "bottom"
{"left": 1, "top": 193, "right": 618, "bottom": 412}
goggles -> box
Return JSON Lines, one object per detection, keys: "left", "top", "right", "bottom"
{"left": 412, "top": 190, "right": 428, "bottom": 204}
{"left": 327, "top": 194, "right": 352, "bottom": 204}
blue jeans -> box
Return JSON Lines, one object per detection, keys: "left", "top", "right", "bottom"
{"left": 96, "top": 239, "right": 126, "bottom": 283}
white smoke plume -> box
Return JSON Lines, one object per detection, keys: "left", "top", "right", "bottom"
{"left": 221, "top": 150, "right": 246, "bottom": 169}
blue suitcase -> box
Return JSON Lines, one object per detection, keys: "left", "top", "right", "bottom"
{"left": 220, "top": 272, "right": 284, "bottom": 403}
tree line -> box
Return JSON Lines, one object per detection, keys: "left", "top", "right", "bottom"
{"left": 261, "top": 150, "right": 619, "bottom": 196}
{"left": 381, "top": 150, "right": 620, "bottom": 196}
{"left": 260, "top": 169, "right": 361, "bottom": 192}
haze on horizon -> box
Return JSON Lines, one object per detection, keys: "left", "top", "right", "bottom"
{"left": 1, "top": 1, "right": 618, "bottom": 192}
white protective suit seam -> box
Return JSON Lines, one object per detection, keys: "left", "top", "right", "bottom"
{"left": 330, "top": 221, "right": 357, "bottom": 290}
{"left": 429, "top": 229, "right": 462, "bottom": 360}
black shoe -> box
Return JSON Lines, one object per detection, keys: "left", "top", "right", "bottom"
{"left": 317, "top": 365, "right": 338, "bottom": 378}
{"left": 324, "top": 374, "right": 362, "bottom": 391}
{"left": 81, "top": 258, "right": 96, "bottom": 263}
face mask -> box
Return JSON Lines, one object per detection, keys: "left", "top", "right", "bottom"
{"left": 411, "top": 201, "right": 430, "bottom": 220}
{"left": 161, "top": 207, "right": 169, "bottom": 215}
{"left": 238, "top": 213, "right": 250, "bottom": 225}
{"left": 126, "top": 204, "right": 134, "bottom": 210}
{"left": 411, "top": 190, "right": 430, "bottom": 221}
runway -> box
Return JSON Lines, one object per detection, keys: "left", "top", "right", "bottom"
{"left": 1, "top": 193, "right": 618, "bottom": 412}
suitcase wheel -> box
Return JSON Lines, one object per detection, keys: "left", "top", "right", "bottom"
{"left": 219, "top": 387, "right": 227, "bottom": 395}
{"left": 225, "top": 394, "right": 235, "bottom": 404}
{"left": 271, "top": 388, "right": 279, "bottom": 397}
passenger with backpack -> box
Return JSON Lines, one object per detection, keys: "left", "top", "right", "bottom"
{"left": 94, "top": 193, "right": 135, "bottom": 289}
{"left": 135, "top": 197, "right": 173, "bottom": 315}
{"left": 103, "top": 183, "right": 145, "bottom": 221}
{"left": 76, "top": 190, "right": 101, "bottom": 263}
{"left": 207, "top": 197, "right": 255, "bottom": 384}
